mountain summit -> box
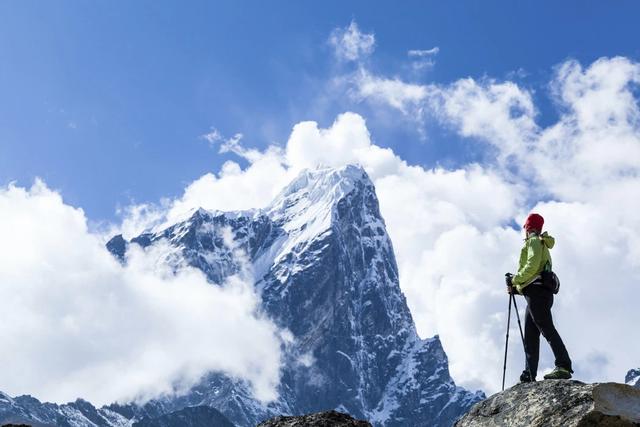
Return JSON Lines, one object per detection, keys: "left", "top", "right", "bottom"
{"left": 1, "top": 165, "right": 482, "bottom": 427}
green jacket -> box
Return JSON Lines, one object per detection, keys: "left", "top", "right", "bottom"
{"left": 512, "top": 231, "right": 555, "bottom": 293}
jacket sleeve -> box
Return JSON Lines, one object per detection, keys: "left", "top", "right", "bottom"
{"left": 513, "top": 238, "right": 543, "bottom": 289}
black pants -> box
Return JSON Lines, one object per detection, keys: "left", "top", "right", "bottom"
{"left": 522, "top": 285, "right": 572, "bottom": 377}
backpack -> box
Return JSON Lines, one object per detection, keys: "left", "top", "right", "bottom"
{"left": 540, "top": 268, "right": 560, "bottom": 294}
{"left": 539, "top": 240, "right": 560, "bottom": 294}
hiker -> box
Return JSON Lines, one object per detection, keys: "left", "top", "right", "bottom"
{"left": 506, "top": 213, "right": 573, "bottom": 382}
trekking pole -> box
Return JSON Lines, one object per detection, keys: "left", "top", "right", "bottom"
{"left": 501, "top": 293, "right": 512, "bottom": 391}
{"left": 511, "top": 295, "right": 534, "bottom": 383}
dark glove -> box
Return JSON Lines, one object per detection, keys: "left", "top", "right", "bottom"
{"left": 505, "top": 273, "right": 513, "bottom": 287}
{"left": 505, "top": 273, "right": 515, "bottom": 294}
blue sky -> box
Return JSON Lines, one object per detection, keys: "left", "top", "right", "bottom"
{"left": 1, "top": 1, "right": 639, "bottom": 221}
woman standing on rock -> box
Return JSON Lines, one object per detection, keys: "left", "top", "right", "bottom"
{"left": 507, "top": 213, "right": 573, "bottom": 382}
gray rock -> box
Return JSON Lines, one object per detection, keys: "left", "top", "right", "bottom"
{"left": 257, "top": 410, "right": 371, "bottom": 427}
{"left": 455, "top": 380, "right": 640, "bottom": 427}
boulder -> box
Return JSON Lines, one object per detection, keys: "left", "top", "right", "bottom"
{"left": 455, "top": 380, "right": 640, "bottom": 426}
{"left": 257, "top": 410, "right": 371, "bottom": 427}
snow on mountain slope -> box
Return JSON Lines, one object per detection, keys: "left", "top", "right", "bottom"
{"left": 627, "top": 369, "right": 640, "bottom": 388}
{"left": 0, "top": 393, "right": 130, "bottom": 427}
{"left": 109, "top": 164, "right": 483, "bottom": 426}
{"left": 1, "top": 165, "right": 483, "bottom": 427}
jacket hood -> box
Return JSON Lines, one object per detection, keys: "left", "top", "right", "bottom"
{"left": 540, "top": 231, "right": 555, "bottom": 249}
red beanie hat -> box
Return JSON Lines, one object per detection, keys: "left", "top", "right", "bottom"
{"left": 523, "top": 213, "right": 544, "bottom": 232}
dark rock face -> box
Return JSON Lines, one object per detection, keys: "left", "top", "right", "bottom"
{"left": 105, "top": 234, "right": 127, "bottom": 262}
{"left": 257, "top": 410, "right": 371, "bottom": 427}
{"left": 455, "top": 380, "right": 640, "bottom": 427}
{"left": 132, "top": 405, "right": 235, "bottom": 427}
{"left": 626, "top": 369, "right": 640, "bottom": 388}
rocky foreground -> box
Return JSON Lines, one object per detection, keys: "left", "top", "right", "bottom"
{"left": 257, "top": 410, "right": 371, "bottom": 427}
{"left": 455, "top": 380, "right": 640, "bottom": 427}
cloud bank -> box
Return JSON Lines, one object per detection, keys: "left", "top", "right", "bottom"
{"left": 0, "top": 181, "right": 283, "bottom": 405}
{"left": 329, "top": 21, "right": 375, "bottom": 62}
{"left": 133, "top": 47, "right": 640, "bottom": 394}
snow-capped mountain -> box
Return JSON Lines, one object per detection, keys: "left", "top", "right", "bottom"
{"left": 0, "top": 165, "right": 483, "bottom": 426}
{"left": 0, "top": 391, "right": 233, "bottom": 427}
{"left": 109, "top": 165, "right": 483, "bottom": 426}
{"left": 627, "top": 369, "right": 640, "bottom": 388}
{"left": 0, "top": 392, "right": 130, "bottom": 427}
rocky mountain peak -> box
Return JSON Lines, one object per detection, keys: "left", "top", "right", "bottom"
{"left": 268, "top": 164, "right": 369, "bottom": 214}
{"left": 100, "top": 165, "right": 484, "bottom": 426}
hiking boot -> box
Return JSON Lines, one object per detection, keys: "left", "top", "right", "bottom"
{"left": 519, "top": 371, "right": 536, "bottom": 383}
{"left": 543, "top": 367, "right": 572, "bottom": 380}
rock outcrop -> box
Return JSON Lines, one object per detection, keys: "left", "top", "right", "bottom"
{"left": 455, "top": 380, "right": 640, "bottom": 427}
{"left": 257, "top": 410, "right": 371, "bottom": 427}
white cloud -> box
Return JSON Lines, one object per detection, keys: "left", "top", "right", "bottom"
{"left": 329, "top": 21, "right": 375, "bottom": 62}
{"left": 116, "top": 144, "right": 294, "bottom": 240}
{"left": 434, "top": 78, "right": 539, "bottom": 163}
{"left": 408, "top": 47, "right": 440, "bottom": 57}
{"left": 218, "top": 133, "right": 245, "bottom": 156}
{"left": 353, "top": 70, "right": 433, "bottom": 117}
{"left": 0, "top": 181, "right": 283, "bottom": 405}
{"left": 536, "top": 57, "right": 640, "bottom": 200}
{"left": 407, "top": 47, "right": 439, "bottom": 72}
{"left": 200, "top": 128, "right": 224, "bottom": 145}
{"left": 164, "top": 147, "right": 292, "bottom": 227}
{"left": 116, "top": 200, "right": 171, "bottom": 242}
{"left": 200, "top": 128, "right": 250, "bottom": 159}
{"left": 286, "top": 112, "right": 380, "bottom": 172}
